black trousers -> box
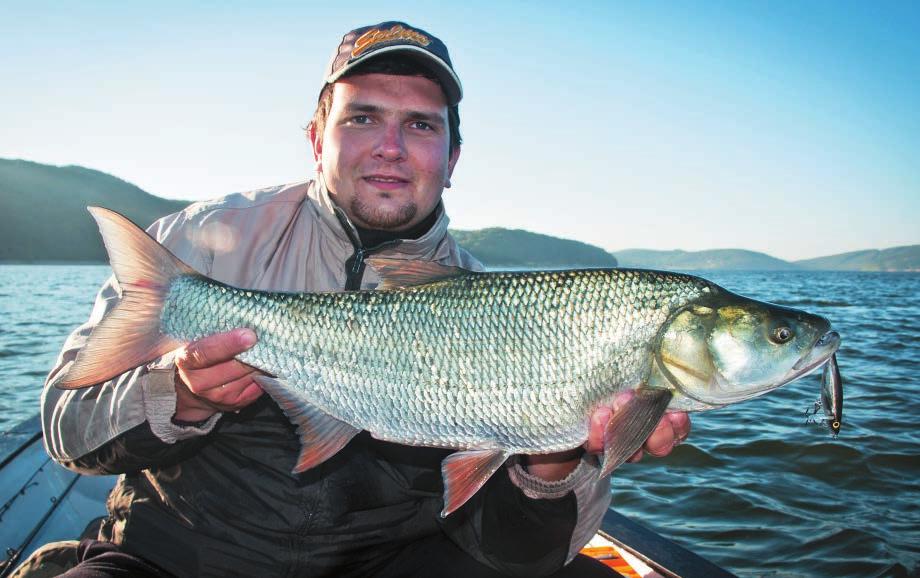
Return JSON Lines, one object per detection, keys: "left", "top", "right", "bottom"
{"left": 60, "top": 537, "right": 622, "bottom": 577}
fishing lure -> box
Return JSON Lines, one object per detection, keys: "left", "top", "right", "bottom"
{"left": 805, "top": 353, "right": 843, "bottom": 437}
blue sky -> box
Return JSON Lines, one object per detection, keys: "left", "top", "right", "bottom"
{"left": 1, "top": 1, "right": 918, "bottom": 260}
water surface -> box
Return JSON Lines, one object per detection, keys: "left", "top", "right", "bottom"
{"left": 1, "top": 266, "right": 917, "bottom": 577}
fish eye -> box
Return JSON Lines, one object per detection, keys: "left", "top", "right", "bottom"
{"left": 770, "top": 326, "right": 794, "bottom": 344}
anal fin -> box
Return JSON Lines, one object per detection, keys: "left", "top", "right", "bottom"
{"left": 440, "top": 448, "right": 509, "bottom": 517}
{"left": 599, "top": 388, "right": 673, "bottom": 478}
{"left": 253, "top": 376, "right": 360, "bottom": 473}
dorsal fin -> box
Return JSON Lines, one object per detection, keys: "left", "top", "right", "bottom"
{"left": 365, "top": 257, "right": 474, "bottom": 289}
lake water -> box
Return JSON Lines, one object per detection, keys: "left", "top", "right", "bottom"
{"left": 0, "top": 265, "right": 917, "bottom": 577}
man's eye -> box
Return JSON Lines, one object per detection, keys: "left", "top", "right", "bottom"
{"left": 350, "top": 115, "right": 371, "bottom": 124}
{"left": 410, "top": 121, "right": 433, "bottom": 131}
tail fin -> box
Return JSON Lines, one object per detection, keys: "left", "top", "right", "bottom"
{"left": 56, "top": 207, "right": 195, "bottom": 389}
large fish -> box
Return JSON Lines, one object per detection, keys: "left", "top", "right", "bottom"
{"left": 58, "top": 208, "right": 841, "bottom": 516}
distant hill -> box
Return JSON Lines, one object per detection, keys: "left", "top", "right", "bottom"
{"left": 450, "top": 228, "right": 618, "bottom": 268}
{"left": 0, "top": 159, "right": 189, "bottom": 262}
{"left": 613, "top": 248, "right": 797, "bottom": 271}
{"left": 0, "top": 159, "right": 618, "bottom": 267}
{"left": 794, "top": 246, "right": 920, "bottom": 271}
{"left": 3, "top": 159, "right": 916, "bottom": 271}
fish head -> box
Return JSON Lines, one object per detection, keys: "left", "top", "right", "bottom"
{"left": 656, "top": 289, "right": 840, "bottom": 408}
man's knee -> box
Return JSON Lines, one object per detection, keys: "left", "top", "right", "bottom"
{"left": 9, "top": 540, "right": 80, "bottom": 578}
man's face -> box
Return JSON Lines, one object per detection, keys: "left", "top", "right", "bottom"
{"left": 312, "top": 73, "right": 460, "bottom": 232}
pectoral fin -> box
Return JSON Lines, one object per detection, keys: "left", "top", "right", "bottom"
{"left": 440, "top": 448, "right": 509, "bottom": 517}
{"left": 599, "top": 388, "right": 673, "bottom": 478}
{"left": 254, "top": 376, "right": 360, "bottom": 473}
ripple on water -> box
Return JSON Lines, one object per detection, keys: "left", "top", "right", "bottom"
{"left": 866, "top": 452, "right": 920, "bottom": 479}
{"left": 21, "top": 369, "right": 50, "bottom": 379}
{"left": 711, "top": 437, "right": 799, "bottom": 458}
{"left": 790, "top": 528, "right": 903, "bottom": 577}
{"left": 783, "top": 442, "right": 871, "bottom": 479}
{"left": 650, "top": 443, "right": 726, "bottom": 468}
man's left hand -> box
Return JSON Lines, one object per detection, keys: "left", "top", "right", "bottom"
{"left": 524, "top": 406, "right": 691, "bottom": 482}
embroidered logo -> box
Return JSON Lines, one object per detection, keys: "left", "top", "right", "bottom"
{"left": 352, "top": 25, "right": 431, "bottom": 58}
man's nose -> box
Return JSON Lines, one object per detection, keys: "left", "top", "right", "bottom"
{"left": 373, "top": 123, "right": 406, "bottom": 162}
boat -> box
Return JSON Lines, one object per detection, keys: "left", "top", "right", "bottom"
{"left": 1, "top": 415, "right": 736, "bottom": 577}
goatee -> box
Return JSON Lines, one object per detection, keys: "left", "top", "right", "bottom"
{"left": 350, "top": 196, "right": 417, "bottom": 231}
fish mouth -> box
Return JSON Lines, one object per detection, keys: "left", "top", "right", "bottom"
{"left": 786, "top": 330, "right": 840, "bottom": 383}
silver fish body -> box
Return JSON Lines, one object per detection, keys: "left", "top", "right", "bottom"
{"left": 162, "top": 269, "right": 708, "bottom": 454}
{"left": 58, "top": 208, "right": 842, "bottom": 516}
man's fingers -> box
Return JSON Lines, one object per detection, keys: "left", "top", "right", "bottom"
{"left": 667, "top": 411, "right": 691, "bottom": 443}
{"left": 201, "top": 372, "right": 260, "bottom": 404}
{"left": 171, "top": 330, "right": 260, "bottom": 421}
{"left": 174, "top": 370, "right": 263, "bottom": 420}
{"left": 644, "top": 411, "right": 692, "bottom": 457}
{"left": 180, "top": 359, "right": 256, "bottom": 395}
{"left": 585, "top": 407, "right": 611, "bottom": 454}
{"left": 236, "top": 382, "right": 264, "bottom": 405}
{"left": 177, "top": 329, "right": 257, "bottom": 370}
{"left": 218, "top": 376, "right": 263, "bottom": 407}
{"left": 584, "top": 401, "right": 692, "bottom": 461}
{"left": 643, "top": 417, "right": 676, "bottom": 457}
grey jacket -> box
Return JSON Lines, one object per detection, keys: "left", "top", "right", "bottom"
{"left": 41, "top": 179, "right": 612, "bottom": 576}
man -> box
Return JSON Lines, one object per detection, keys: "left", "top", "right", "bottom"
{"left": 39, "top": 21, "right": 689, "bottom": 577}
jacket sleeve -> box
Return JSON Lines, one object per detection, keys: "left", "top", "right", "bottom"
{"left": 440, "top": 455, "right": 611, "bottom": 576}
{"left": 41, "top": 208, "right": 222, "bottom": 474}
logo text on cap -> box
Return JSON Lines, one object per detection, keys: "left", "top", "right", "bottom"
{"left": 352, "top": 25, "right": 431, "bottom": 58}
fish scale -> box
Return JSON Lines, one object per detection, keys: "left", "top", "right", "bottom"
{"left": 160, "top": 269, "right": 707, "bottom": 453}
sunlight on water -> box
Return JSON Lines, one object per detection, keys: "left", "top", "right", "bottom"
{"left": 1, "top": 266, "right": 917, "bottom": 577}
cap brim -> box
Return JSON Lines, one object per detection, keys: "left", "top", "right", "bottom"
{"left": 324, "top": 45, "right": 462, "bottom": 106}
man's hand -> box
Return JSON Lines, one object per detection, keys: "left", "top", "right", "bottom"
{"left": 583, "top": 407, "right": 691, "bottom": 461}
{"left": 173, "top": 328, "right": 264, "bottom": 423}
{"left": 525, "top": 395, "right": 691, "bottom": 482}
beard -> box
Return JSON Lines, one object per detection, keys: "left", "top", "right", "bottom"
{"left": 349, "top": 193, "right": 418, "bottom": 231}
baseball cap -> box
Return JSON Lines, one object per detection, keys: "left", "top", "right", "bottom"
{"left": 322, "top": 21, "right": 462, "bottom": 106}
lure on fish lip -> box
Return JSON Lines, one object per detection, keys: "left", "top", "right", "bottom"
{"left": 56, "top": 207, "right": 842, "bottom": 517}
{"left": 820, "top": 353, "right": 843, "bottom": 436}
{"left": 803, "top": 352, "right": 843, "bottom": 437}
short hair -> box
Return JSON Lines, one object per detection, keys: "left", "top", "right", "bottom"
{"left": 309, "top": 56, "right": 462, "bottom": 155}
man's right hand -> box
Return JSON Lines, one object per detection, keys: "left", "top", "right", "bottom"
{"left": 173, "top": 328, "right": 264, "bottom": 422}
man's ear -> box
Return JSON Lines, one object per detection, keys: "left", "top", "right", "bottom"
{"left": 445, "top": 146, "right": 461, "bottom": 188}
{"left": 309, "top": 122, "right": 323, "bottom": 165}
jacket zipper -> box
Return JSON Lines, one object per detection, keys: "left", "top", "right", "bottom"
{"left": 334, "top": 208, "right": 400, "bottom": 291}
